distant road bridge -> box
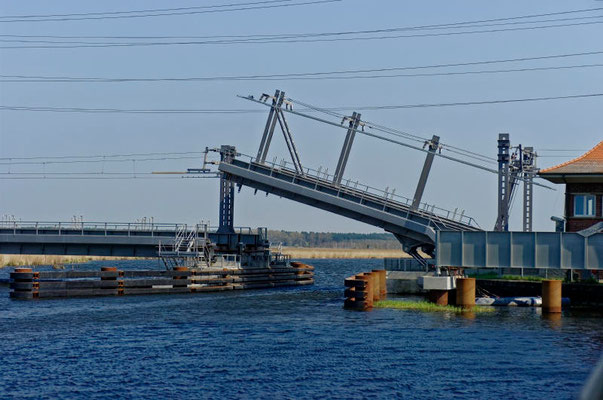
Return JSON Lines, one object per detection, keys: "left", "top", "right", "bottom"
{"left": 0, "top": 222, "right": 267, "bottom": 258}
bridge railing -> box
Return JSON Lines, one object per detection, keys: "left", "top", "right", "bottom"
{"left": 0, "top": 221, "right": 263, "bottom": 237}
{"left": 236, "top": 153, "right": 479, "bottom": 228}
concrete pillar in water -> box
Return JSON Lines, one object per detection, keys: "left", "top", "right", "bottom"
{"left": 428, "top": 290, "right": 448, "bottom": 306}
{"left": 372, "top": 269, "right": 387, "bottom": 300}
{"left": 456, "top": 278, "right": 476, "bottom": 309}
{"left": 542, "top": 280, "right": 562, "bottom": 313}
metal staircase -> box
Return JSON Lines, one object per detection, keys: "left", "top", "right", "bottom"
{"left": 158, "top": 224, "right": 213, "bottom": 269}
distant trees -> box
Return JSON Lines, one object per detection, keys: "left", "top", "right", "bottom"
{"left": 267, "top": 230, "right": 401, "bottom": 249}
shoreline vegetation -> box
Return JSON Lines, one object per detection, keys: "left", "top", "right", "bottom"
{"left": 0, "top": 247, "right": 408, "bottom": 267}
{"left": 279, "top": 247, "right": 408, "bottom": 259}
{"left": 0, "top": 255, "right": 137, "bottom": 268}
{"left": 375, "top": 300, "right": 495, "bottom": 313}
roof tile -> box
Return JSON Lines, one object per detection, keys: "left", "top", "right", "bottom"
{"left": 539, "top": 140, "right": 603, "bottom": 174}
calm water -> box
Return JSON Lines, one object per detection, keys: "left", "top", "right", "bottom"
{"left": 0, "top": 259, "right": 602, "bottom": 399}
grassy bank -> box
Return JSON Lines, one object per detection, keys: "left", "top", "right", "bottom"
{"left": 279, "top": 246, "right": 408, "bottom": 259}
{"left": 0, "top": 254, "right": 137, "bottom": 268}
{"left": 375, "top": 300, "right": 495, "bottom": 314}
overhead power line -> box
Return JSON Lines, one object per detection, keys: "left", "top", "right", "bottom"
{"left": 325, "top": 93, "right": 603, "bottom": 111}
{"left": 3, "top": 20, "right": 603, "bottom": 49}
{"left": 1, "top": 6, "right": 601, "bottom": 32}
{"left": 0, "top": 155, "right": 203, "bottom": 166}
{"left": 0, "top": 175, "right": 216, "bottom": 180}
{"left": 3, "top": 92, "right": 600, "bottom": 115}
{"left": 2, "top": 63, "right": 602, "bottom": 83}
{"left": 0, "top": 0, "right": 298, "bottom": 19}
{"left": 539, "top": 148, "right": 588, "bottom": 152}
{"left": 0, "top": 0, "right": 339, "bottom": 23}
{"left": 0, "top": 106, "right": 264, "bottom": 114}
{"left": 3, "top": 14, "right": 603, "bottom": 43}
{"left": 0, "top": 151, "right": 205, "bottom": 161}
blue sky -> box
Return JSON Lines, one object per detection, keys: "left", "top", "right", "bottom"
{"left": 0, "top": 0, "right": 601, "bottom": 233}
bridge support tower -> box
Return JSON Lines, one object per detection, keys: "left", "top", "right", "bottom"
{"left": 218, "top": 145, "right": 237, "bottom": 234}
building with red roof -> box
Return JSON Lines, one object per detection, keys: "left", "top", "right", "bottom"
{"left": 539, "top": 140, "right": 603, "bottom": 232}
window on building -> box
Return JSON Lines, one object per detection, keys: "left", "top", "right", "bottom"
{"left": 574, "top": 194, "right": 596, "bottom": 216}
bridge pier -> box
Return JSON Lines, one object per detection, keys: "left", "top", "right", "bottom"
{"left": 542, "top": 280, "right": 562, "bottom": 313}
{"left": 427, "top": 290, "right": 449, "bottom": 306}
{"left": 456, "top": 278, "right": 476, "bottom": 309}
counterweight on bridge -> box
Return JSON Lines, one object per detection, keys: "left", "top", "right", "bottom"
{"left": 256, "top": 90, "right": 303, "bottom": 174}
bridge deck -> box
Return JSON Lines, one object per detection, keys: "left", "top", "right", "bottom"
{"left": 0, "top": 222, "right": 267, "bottom": 257}
{"left": 219, "top": 156, "right": 480, "bottom": 252}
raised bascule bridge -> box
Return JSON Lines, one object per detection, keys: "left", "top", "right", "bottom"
{"left": 1, "top": 89, "right": 601, "bottom": 275}
{"left": 215, "top": 90, "right": 601, "bottom": 271}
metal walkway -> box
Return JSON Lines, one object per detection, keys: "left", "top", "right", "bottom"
{"left": 219, "top": 154, "right": 480, "bottom": 258}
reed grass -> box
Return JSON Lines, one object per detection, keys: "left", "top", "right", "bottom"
{"left": 0, "top": 254, "right": 137, "bottom": 268}
{"left": 279, "top": 247, "right": 408, "bottom": 259}
{"left": 374, "top": 300, "right": 495, "bottom": 313}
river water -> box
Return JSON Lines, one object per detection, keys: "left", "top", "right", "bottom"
{"left": 0, "top": 259, "right": 601, "bottom": 399}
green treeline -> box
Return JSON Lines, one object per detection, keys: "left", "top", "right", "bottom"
{"left": 267, "top": 230, "right": 400, "bottom": 249}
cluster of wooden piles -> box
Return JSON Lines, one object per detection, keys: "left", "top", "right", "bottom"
{"left": 9, "top": 263, "right": 314, "bottom": 299}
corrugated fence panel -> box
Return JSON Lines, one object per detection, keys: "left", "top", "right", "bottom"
{"left": 535, "top": 233, "right": 561, "bottom": 269}
{"left": 511, "top": 232, "right": 535, "bottom": 268}
{"left": 561, "top": 234, "right": 585, "bottom": 269}
{"left": 461, "top": 231, "right": 486, "bottom": 268}
{"left": 437, "top": 231, "right": 462, "bottom": 267}
{"left": 486, "top": 232, "right": 511, "bottom": 268}
{"left": 587, "top": 234, "right": 603, "bottom": 269}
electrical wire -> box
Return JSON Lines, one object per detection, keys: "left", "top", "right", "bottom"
{"left": 4, "top": 14, "right": 603, "bottom": 43}
{"left": 539, "top": 148, "right": 588, "bottom": 151}
{"left": 3, "top": 61, "right": 602, "bottom": 83}
{"left": 0, "top": 155, "right": 203, "bottom": 166}
{"left": 0, "top": 106, "right": 264, "bottom": 114}
{"left": 2, "top": 93, "right": 602, "bottom": 116}
{"left": 1, "top": 6, "right": 601, "bottom": 33}
{"left": 0, "top": 176, "right": 217, "bottom": 180}
{"left": 326, "top": 93, "right": 603, "bottom": 111}
{"left": 0, "top": 0, "right": 299, "bottom": 19}
{"left": 2, "top": 20, "right": 602, "bottom": 49}
{"left": 0, "top": 0, "right": 339, "bottom": 23}
{"left": 0, "top": 150, "right": 205, "bottom": 161}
